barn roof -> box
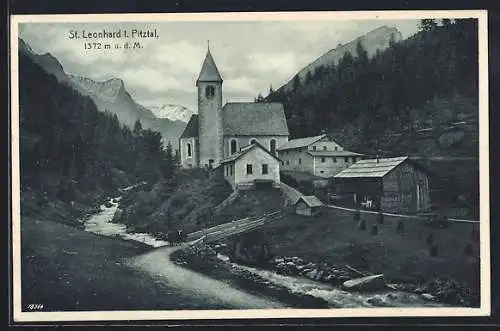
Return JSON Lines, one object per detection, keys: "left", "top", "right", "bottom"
{"left": 334, "top": 156, "right": 409, "bottom": 178}
{"left": 220, "top": 141, "right": 281, "bottom": 164}
{"left": 307, "top": 150, "right": 364, "bottom": 157}
{"left": 295, "top": 195, "right": 324, "bottom": 208}
{"left": 222, "top": 102, "right": 289, "bottom": 136}
{"left": 196, "top": 49, "right": 223, "bottom": 84}
{"left": 278, "top": 134, "right": 326, "bottom": 150}
{"left": 179, "top": 114, "right": 198, "bottom": 138}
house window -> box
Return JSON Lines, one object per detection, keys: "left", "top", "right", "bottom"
{"left": 286, "top": 160, "right": 289, "bottom": 165}
{"left": 313, "top": 146, "right": 317, "bottom": 151}
{"left": 187, "top": 143, "right": 192, "bottom": 157}
{"left": 352, "top": 157, "right": 357, "bottom": 163}
{"left": 335, "top": 146, "right": 338, "bottom": 151}
{"left": 270, "top": 139, "right": 277, "bottom": 155}
{"left": 230, "top": 139, "right": 237, "bottom": 154}
{"left": 333, "top": 157, "right": 337, "bottom": 163}
{"left": 344, "top": 157, "right": 349, "bottom": 163}
{"left": 262, "top": 164, "right": 268, "bottom": 174}
{"left": 229, "top": 164, "right": 233, "bottom": 175}
{"left": 246, "top": 164, "right": 253, "bottom": 175}
{"left": 323, "top": 146, "right": 327, "bottom": 151}
{"left": 205, "top": 85, "right": 215, "bottom": 99}
{"left": 298, "top": 158, "right": 302, "bottom": 165}
{"left": 321, "top": 157, "right": 326, "bottom": 163}
{"left": 320, "top": 171, "right": 324, "bottom": 174}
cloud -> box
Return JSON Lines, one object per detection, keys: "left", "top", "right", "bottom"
{"left": 224, "top": 76, "right": 259, "bottom": 93}
{"left": 246, "top": 52, "right": 299, "bottom": 76}
{"left": 122, "top": 66, "right": 185, "bottom": 92}
{"left": 154, "top": 41, "right": 205, "bottom": 73}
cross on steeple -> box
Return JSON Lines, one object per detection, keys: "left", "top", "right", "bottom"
{"left": 207, "top": 40, "right": 210, "bottom": 51}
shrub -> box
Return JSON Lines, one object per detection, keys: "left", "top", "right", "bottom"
{"left": 358, "top": 219, "right": 366, "bottom": 231}
{"left": 370, "top": 224, "right": 378, "bottom": 235}
{"left": 426, "top": 233, "right": 434, "bottom": 246}
{"left": 429, "top": 245, "right": 439, "bottom": 257}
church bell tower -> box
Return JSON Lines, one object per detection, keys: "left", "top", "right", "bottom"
{"left": 197, "top": 42, "right": 224, "bottom": 169}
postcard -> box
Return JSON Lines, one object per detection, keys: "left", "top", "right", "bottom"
{"left": 10, "top": 10, "right": 490, "bottom": 322}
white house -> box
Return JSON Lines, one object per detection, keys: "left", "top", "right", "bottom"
{"left": 220, "top": 142, "right": 281, "bottom": 190}
{"left": 278, "top": 134, "right": 364, "bottom": 178}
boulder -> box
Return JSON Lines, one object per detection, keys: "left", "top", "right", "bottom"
{"left": 275, "top": 257, "right": 284, "bottom": 264}
{"left": 342, "top": 274, "right": 385, "bottom": 292}
{"left": 306, "top": 269, "right": 319, "bottom": 280}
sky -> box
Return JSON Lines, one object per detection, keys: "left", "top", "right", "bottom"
{"left": 19, "top": 18, "right": 420, "bottom": 111}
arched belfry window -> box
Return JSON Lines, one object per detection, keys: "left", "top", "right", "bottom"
{"left": 230, "top": 139, "right": 237, "bottom": 155}
{"left": 205, "top": 85, "right": 215, "bottom": 100}
{"left": 270, "top": 139, "right": 277, "bottom": 155}
{"left": 187, "top": 142, "right": 192, "bottom": 157}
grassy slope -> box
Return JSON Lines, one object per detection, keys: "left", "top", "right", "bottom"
{"left": 117, "top": 169, "right": 232, "bottom": 235}
{"left": 214, "top": 188, "right": 479, "bottom": 302}
{"left": 214, "top": 187, "right": 286, "bottom": 223}
{"left": 20, "top": 217, "right": 216, "bottom": 311}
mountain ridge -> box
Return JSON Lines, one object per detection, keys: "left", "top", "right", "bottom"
{"left": 19, "top": 37, "right": 188, "bottom": 149}
{"left": 278, "top": 25, "right": 403, "bottom": 93}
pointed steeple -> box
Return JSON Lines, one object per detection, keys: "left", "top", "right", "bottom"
{"left": 196, "top": 42, "right": 223, "bottom": 85}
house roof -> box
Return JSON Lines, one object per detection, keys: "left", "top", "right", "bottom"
{"left": 307, "top": 150, "right": 364, "bottom": 157}
{"left": 334, "top": 156, "right": 409, "bottom": 178}
{"left": 220, "top": 141, "right": 281, "bottom": 164}
{"left": 278, "top": 135, "right": 326, "bottom": 151}
{"left": 179, "top": 114, "right": 199, "bottom": 138}
{"left": 222, "top": 102, "right": 289, "bottom": 136}
{"left": 196, "top": 49, "right": 223, "bottom": 84}
{"left": 295, "top": 195, "right": 324, "bottom": 208}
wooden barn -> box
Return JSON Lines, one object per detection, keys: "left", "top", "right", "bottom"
{"left": 333, "top": 156, "right": 430, "bottom": 213}
{"left": 294, "top": 195, "right": 324, "bottom": 216}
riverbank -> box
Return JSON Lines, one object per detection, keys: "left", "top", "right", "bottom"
{"left": 170, "top": 245, "right": 330, "bottom": 308}
{"left": 21, "top": 216, "right": 224, "bottom": 311}
{"left": 171, "top": 243, "right": 445, "bottom": 308}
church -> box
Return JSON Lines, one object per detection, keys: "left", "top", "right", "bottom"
{"left": 179, "top": 45, "right": 290, "bottom": 170}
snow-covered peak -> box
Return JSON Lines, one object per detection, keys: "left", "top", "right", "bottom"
{"left": 147, "top": 104, "right": 195, "bottom": 123}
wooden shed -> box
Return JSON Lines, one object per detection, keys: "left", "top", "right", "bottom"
{"left": 333, "top": 156, "right": 430, "bottom": 213}
{"left": 294, "top": 195, "right": 324, "bottom": 216}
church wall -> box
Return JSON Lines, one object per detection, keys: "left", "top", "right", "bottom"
{"left": 223, "top": 135, "right": 288, "bottom": 158}
{"left": 198, "top": 81, "right": 223, "bottom": 168}
{"left": 179, "top": 137, "right": 199, "bottom": 168}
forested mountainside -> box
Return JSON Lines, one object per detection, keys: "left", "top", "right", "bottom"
{"left": 19, "top": 51, "right": 176, "bottom": 220}
{"left": 276, "top": 25, "right": 403, "bottom": 94}
{"left": 19, "top": 38, "right": 187, "bottom": 150}
{"left": 263, "top": 19, "right": 479, "bottom": 158}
